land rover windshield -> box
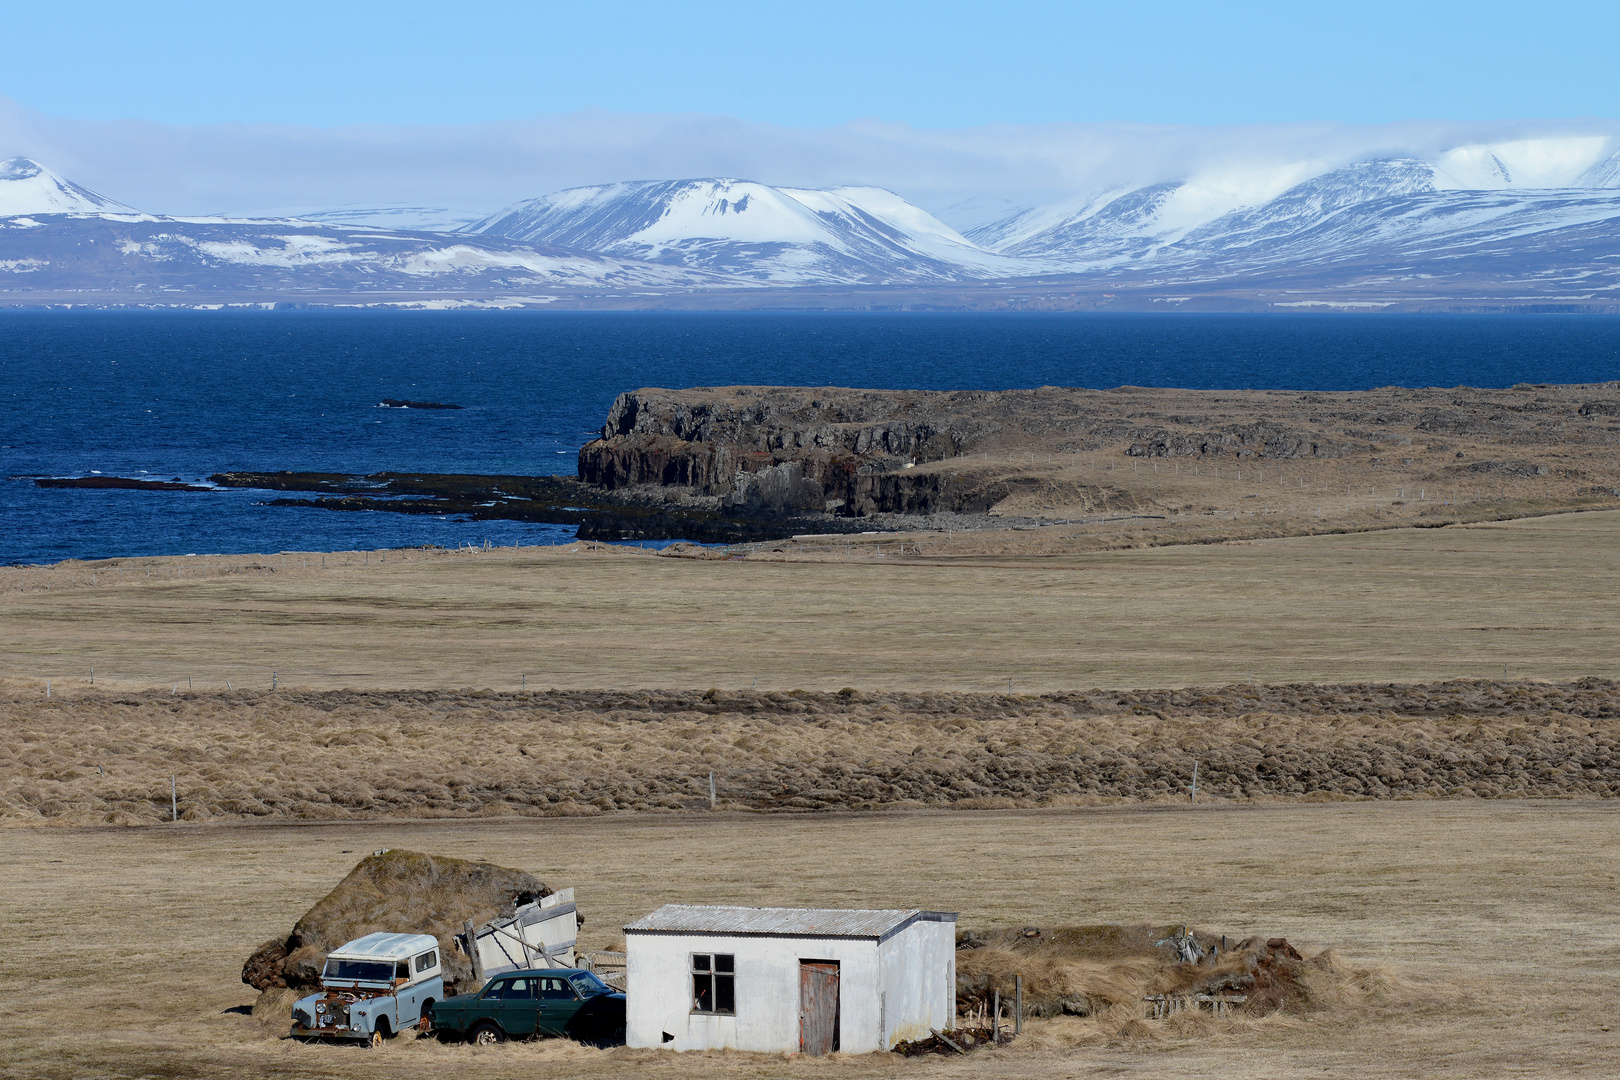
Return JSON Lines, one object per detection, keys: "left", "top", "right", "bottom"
{"left": 323, "top": 959, "right": 395, "bottom": 983}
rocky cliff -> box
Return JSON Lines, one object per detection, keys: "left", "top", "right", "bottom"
{"left": 577, "top": 382, "right": 1620, "bottom": 521}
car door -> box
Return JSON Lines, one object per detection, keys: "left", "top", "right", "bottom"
{"left": 497, "top": 976, "right": 538, "bottom": 1036}
{"left": 533, "top": 975, "right": 581, "bottom": 1036}
{"left": 472, "top": 978, "right": 511, "bottom": 1034}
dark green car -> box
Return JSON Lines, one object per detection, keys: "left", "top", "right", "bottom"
{"left": 430, "top": 969, "right": 625, "bottom": 1046}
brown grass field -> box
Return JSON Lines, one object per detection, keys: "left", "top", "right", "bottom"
{"left": 3, "top": 803, "right": 1619, "bottom": 1079}
{"left": 5, "top": 509, "right": 1620, "bottom": 1075}
{"left": 3, "top": 509, "right": 1620, "bottom": 693}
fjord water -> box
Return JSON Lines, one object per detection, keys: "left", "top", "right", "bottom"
{"left": 3, "top": 310, "right": 1618, "bottom": 564}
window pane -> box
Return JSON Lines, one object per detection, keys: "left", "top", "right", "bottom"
{"left": 322, "top": 959, "right": 395, "bottom": 982}
{"left": 715, "top": 954, "right": 734, "bottom": 973}
{"left": 396, "top": 962, "right": 410, "bottom": 980}
{"left": 716, "top": 973, "right": 735, "bottom": 1014}
{"left": 507, "top": 978, "right": 531, "bottom": 999}
{"left": 482, "top": 980, "right": 510, "bottom": 999}
{"left": 692, "top": 954, "right": 711, "bottom": 971}
{"left": 692, "top": 972, "right": 713, "bottom": 1012}
{"left": 415, "top": 951, "right": 437, "bottom": 972}
{"left": 568, "top": 971, "right": 609, "bottom": 997}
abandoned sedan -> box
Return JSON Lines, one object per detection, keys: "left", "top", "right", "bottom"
{"left": 290, "top": 932, "right": 443, "bottom": 1047}
{"left": 431, "top": 968, "right": 625, "bottom": 1046}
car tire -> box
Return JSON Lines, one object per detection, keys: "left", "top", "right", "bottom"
{"left": 470, "top": 1022, "right": 506, "bottom": 1046}
{"left": 367, "top": 1030, "right": 384, "bottom": 1050}
{"left": 418, "top": 1002, "right": 436, "bottom": 1034}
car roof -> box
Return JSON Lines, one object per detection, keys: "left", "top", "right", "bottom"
{"left": 327, "top": 932, "right": 440, "bottom": 961}
{"left": 490, "top": 968, "right": 591, "bottom": 978}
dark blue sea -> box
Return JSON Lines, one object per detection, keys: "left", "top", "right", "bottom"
{"left": 4, "top": 311, "right": 1619, "bottom": 564}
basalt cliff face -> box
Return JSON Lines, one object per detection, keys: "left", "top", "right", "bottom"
{"left": 578, "top": 386, "right": 1065, "bottom": 517}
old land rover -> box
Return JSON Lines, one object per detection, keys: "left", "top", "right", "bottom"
{"left": 291, "top": 932, "right": 443, "bottom": 1047}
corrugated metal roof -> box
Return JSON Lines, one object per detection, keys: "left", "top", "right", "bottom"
{"left": 328, "top": 932, "right": 439, "bottom": 960}
{"left": 624, "top": 905, "right": 956, "bottom": 940}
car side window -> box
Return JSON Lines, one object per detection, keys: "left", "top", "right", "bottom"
{"left": 482, "top": 979, "right": 511, "bottom": 999}
{"left": 504, "top": 978, "right": 533, "bottom": 999}
{"left": 414, "top": 950, "right": 437, "bottom": 973}
{"left": 536, "top": 977, "right": 574, "bottom": 1000}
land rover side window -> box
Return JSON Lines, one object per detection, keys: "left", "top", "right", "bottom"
{"left": 414, "top": 950, "right": 437, "bottom": 973}
{"left": 691, "top": 953, "right": 735, "bottom": 1014}
{"left": 395, "top": 961, "right": 410, "bottom": 980}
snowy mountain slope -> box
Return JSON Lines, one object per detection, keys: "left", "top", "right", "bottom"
{"left": 966, "top": 147, "right": 1620, "bottom": 287}
{"left": 0, "top": 215, "right": 748, "bottom": 297}
{"left": 1582, "top": 149, "right": 1620, "bottom": 188}
{"left": 465, "top": 178, "right": 1029, "bottom": 284}
{"left": 0, "top": 157, "right": 137, "bottom": 216}
{"left": 281, "top": 205, "right": 489, "bottom": 232}
{"left": 1172, "top": 159, "right": 1441, "bottom": 258}
{"left": 0, "top": 160, "right": 749, "bottom": 300}
{"left": 965, "top": 182, "right": 1185, "bottom": 261}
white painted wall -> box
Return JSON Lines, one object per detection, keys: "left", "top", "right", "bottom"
{"left": 626, "top": 918, "right": 956, "bottom": 1053}
{"left": 877, "top": 919, "right": 956, "bottom": 1045}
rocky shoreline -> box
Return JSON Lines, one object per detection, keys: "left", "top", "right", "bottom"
{"left": 29, "top": 381, "right": 1620, "bottom": 545}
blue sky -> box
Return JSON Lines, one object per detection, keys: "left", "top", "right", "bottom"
{"left": 4, "top": 0, "right": 1618, "bottom": 129}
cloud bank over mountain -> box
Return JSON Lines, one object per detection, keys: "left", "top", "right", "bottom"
{"left": 3, "top": 94, "right": 1618, "bottom": 228}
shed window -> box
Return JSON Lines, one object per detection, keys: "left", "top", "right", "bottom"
{"left": 691, "top": 953, "right": 735, "bottom": 1014}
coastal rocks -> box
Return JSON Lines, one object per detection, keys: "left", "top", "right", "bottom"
{"left": 581, "top": 387, "right": 1036, "bottom": 518}
{"left": 576, "top": 382, "right": 1620, "bottom": 532}
{"left": 1124, "top": 422, "right": 1344, "bottom": 460}
{"left": 721, "top": 461, "right": 825, "bottom": 512}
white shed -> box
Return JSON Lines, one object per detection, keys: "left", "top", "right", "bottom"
{"left": 623, "top": 904, "right": 957, "bottom": 1054}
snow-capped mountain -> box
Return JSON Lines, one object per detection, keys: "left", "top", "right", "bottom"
{"left": 0, "top": 157, "right": 137, "bottom": 216}
{"left": 964, "top": 143, "right": 1620, "bottom": 295}
{"left": 0, "top": 158, "right": 747, "bottom": 301}
{"left": 965, "top": 181, "right": 1187, "bottom": 262}
{"left": 6, "top": 135, "right": 1620, "bottom": 307}
{"left": 464, "top": 178, "right": 1026, "bottom": 284}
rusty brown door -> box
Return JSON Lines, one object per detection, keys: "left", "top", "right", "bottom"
{"left": 799, "top": 960, "right": 839, "bottom": 1055}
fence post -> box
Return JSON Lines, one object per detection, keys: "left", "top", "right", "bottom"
{"left": 171, "top": 775, "right": 177, "bottom": 822}
{"left": 1015, "top": 973, "right": 1023, "bottom": 1034}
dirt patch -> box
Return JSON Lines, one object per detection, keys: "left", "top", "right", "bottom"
{"left": 241, "top": 849, "right": 550, "bottom": 1002}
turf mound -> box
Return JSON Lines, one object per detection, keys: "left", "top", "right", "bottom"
{"left": 242, "top": 849, "right": 549, "bottom": 999}
{"left": 955, "top": 924, "right": 1388, "bottom": 1023}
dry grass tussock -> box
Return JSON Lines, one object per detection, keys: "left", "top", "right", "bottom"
{"left": 4, "top": 678, "right": 1619, "bottom": 826}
